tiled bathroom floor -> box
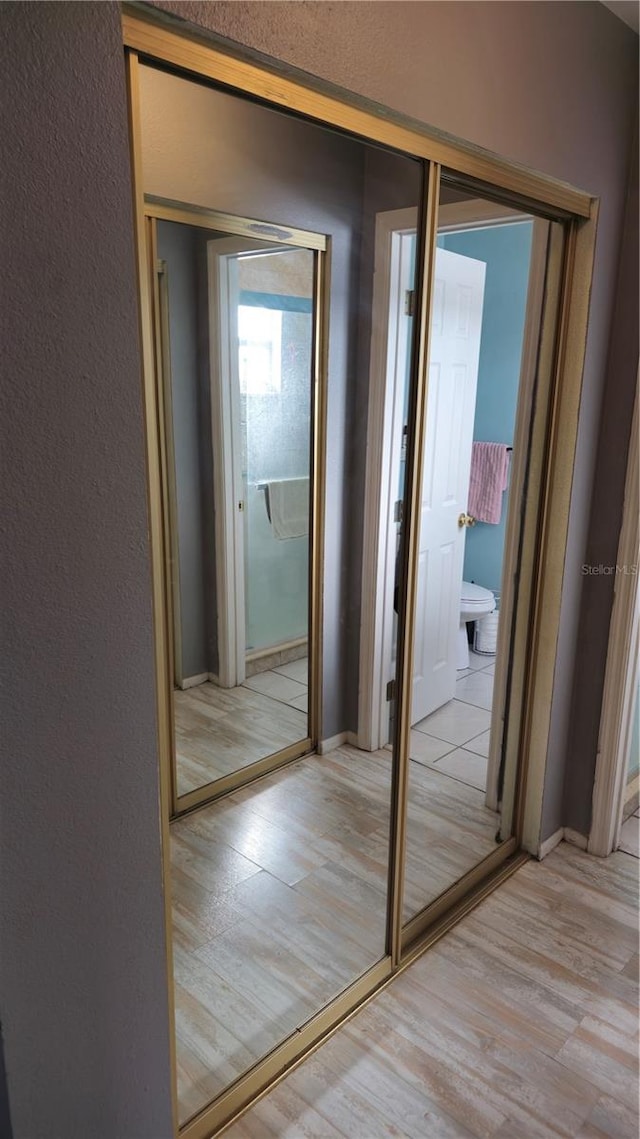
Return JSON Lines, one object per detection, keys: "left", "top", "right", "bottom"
{"left": 243, "top": 656, "right": 309, "bottom": 713}
{"left": 618, "top": 809, "right": 640, "bottom": 858}
{"left": 410, "top": 650, "right": 496, "bottom": 793}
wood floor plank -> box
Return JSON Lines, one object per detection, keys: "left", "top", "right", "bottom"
{"left": 352, "top": 988, "right": 593, "bottom": 1139}
{"left": 554, "top": 1018, "right": 639, "bottom": 1111}
{"left": 172, "top": 739, "right": 509, "bottom": 1121}
{"left": 303, "top": 1033, "right": 481, "bottom": 1139}
{"left": 171, "top": 733, "right": 640, "bottom": 1130}
{"left": 183, "top": 799, "right": 330, "bottom": 888}
{"left": 451, "top": 917, "right": 638, "bottom": 1034}
{"left": 175, "top": 678, "right": 307, "bottom": 794}
{"left": 548, "top": 844, "right": 639, "bottom": 908}
{"left": 621, "top": 953, "right": 639, "bottom": 980}
{"left": 224, "top": 845, "right": 638, "bottom": 1138}
{"left": 477, "top": 868, "right": 638, "bottom": 970}
{"left": 581, "top": 1094, "right": 640, "bottom": 1139}
{"left": 406, "top": 951, "right": 574, "bottom": 1057}
{"left": 385, "top": 968, "right": 600, "bottom": 1116}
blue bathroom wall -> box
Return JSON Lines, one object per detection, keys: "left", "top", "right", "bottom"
{"left": 629, "top": 672, "right": 639, "bottom": 779}
{"left": 438, "top": 221, "right": 533, "bottom": 596}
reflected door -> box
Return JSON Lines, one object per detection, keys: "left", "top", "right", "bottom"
{"left": 412, "top": 248, "right": 486, "bottom": 723}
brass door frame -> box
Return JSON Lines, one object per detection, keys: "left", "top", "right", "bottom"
{"left": 124, "top": 9, "right": 598, "bottom": 1137}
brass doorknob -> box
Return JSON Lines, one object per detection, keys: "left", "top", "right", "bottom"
{"left": 458, "top": 513, "right": 477, "bottom": 528}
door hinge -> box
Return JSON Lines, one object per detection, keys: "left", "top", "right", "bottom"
{"left": 394, "top": 500, "right": 404, "bottom": 524}
{"left": 386, "top": 679, "right": 396, "bottom": 702}
{"left": 405, "top": 289, "right": 415, "bottom": 317}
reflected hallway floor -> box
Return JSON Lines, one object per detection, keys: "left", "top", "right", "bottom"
{"left": 174, "top": 658, "right": 309, "bottom": 795}
{"left": 171, "top": 739, "right": 501, "bottom": 1122}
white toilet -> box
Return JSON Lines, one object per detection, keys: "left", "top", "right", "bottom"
{"left": 458, "top": 581, "right": 496, "bottom": 669}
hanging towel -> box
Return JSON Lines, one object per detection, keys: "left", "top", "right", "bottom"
{"left": 468, "top": 442, "right": 510, "bottom": 525}
{"left": 267, "top": 477, "right": 309, "bottom": 539}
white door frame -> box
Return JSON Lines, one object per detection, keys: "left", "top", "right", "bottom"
{"left": 358, "top": 208, "right": 417, "bottom": 750}
{"left": 589, "top": 385, "right": 639, "bottom": 856}
{"left": 358, "top": 201, "right": 548, "bottom": 817}
{"left": 207, "top": 237, "right": 285, "bottom": 688}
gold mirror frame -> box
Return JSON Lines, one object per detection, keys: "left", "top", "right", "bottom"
{"left": 123, "top": 8, "right": 598, "bottom": 1137}
{"left": 145, "top": 199, "right": 327, "bottom": 817}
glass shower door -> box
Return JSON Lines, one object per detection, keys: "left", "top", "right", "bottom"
{"left": 236, "top": 249, "right": 314, "bottom": 672}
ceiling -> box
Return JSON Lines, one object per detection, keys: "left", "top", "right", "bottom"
{"left": 600, "top": 1, "right": 640, "bottom": 33}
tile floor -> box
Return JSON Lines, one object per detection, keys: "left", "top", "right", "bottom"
{"left": 618, "top": 808, "right": 640, "bottom": 858}
{"left": 242, "top": 656, "right": 309, "bottom": 713}
{"left": 410, "top": 650, "right": 495, "bottom": 793}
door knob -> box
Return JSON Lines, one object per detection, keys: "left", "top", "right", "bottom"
{"left": 458, "top": 513, "right": 477, "bottom": 528}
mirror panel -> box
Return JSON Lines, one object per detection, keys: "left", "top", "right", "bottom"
{"left": 401, "top": 183, "right": 551, "bottom": 923}
{"left": 138, "top": 61, "right": 423, "bottom": 1124}
{"left": 156, "top": 219, "right": 315, "bottom": 797}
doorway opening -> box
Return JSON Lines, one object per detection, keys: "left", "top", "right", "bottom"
{"left": 360, "top": 193, "right": 550, "bottom": 922}
{"left": 151, "top": 207, "right": 323, "bottom": 811}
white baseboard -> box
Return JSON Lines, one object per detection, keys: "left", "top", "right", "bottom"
{"left": 318, "top": 732, "right": 347, "bottom": 755}
{"left": 564, "top": 826, "right": 588, "bottom": 850}
{"left": 537, "top": 825, "right": 588, "bottom": 860}
{"left": 179, "top": 672, "right": 209, "bottom": 691}
{"left": 537, "top": 828, "right": 564, "bottom": 860}
{"left": 318, "top": 731, "right": 359, "bottom": 755}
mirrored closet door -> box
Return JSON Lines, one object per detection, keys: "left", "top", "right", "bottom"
{"left": 136, "top": 56, "right": 423, "bottom": 1127}
{"left": 126, "top": 18, "right": 580, "bottom": 1138}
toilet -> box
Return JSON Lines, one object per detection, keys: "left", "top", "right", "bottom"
{"left": 458, "top": 581, "right": 496, "bottom": 669}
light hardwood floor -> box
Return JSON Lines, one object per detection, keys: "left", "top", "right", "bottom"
{"left": 224, "top": 843, "right": 640, "bottom": 1139}
{"left": 171, "top": 742, "right": 502, "bottom": 1122}
{"left": 175, "top": 658, "right": 308, "bottom": 796}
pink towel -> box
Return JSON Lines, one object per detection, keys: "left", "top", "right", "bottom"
{"left": 468, "top": 442, "right": 510, "bottom": 525}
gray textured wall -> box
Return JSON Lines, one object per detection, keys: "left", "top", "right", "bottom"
{"left": 157, "top": 220, "right": 210, "bottom": 681}
{"left": 0, "top": 3, "right": 174, "bottom": 1137}
{"left": 561, "top": 116, "right": 639, "bottom": 835}
{"left": 1, "top": 1, "right": 637, "bottom": 1135}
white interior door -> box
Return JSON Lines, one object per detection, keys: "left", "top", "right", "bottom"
{"left": 411, "top": 247, "right": 486, "bottom": 724}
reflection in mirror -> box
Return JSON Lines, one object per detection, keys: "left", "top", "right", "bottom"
{"left": 139, "top": 61, "right": 422, "bottom": 1125}
{"left": 401, "top": 185, "right": 549, "bottom": 922}
{"left": 157, "top": 218, "right": 314, "bottom": 798}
